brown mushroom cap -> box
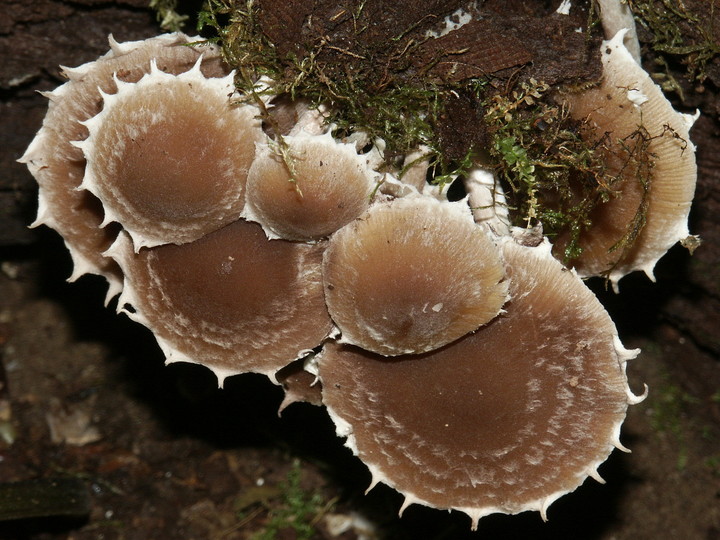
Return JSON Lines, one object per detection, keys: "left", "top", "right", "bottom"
{"left": 107, "top": 219, "right": 333, "bottom": 384}
{"left": 322, "top": 196, "right": 508, "bottom": 356}
{"left": 19, "top": 34, "right": 228, "bottom": 298}
{"left": 556, "top": 29, "right": 697, "bottom": 288}
{"left": 244, "top": 132, "right": 378, "bottom": 241}
{"left": 276, "top": 358, "right": 324, "bottom": 414}
{"left": 78, "top": 61, "right": 262, "bottom": 249}
{"left": 317, "top": 236, "right": 642, "bottom": 528}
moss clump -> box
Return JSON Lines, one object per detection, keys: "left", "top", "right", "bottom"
{"left": 484, "top": 80, "right": 608, "bottom": 261}
{"left": 483, "top": 75, "right": 660, "bottom": 266}
{"left": 197, "top": 0, "right": 455, "bottom": 163}
{"left": 196, "top": 1, "right": 653, "bottom": 261}
{"left": 629, "top": 0, "right": 720, "bottom": 83}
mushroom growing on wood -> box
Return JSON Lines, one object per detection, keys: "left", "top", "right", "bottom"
{"left": 106, "top": 219, "right": 333, "bottom": 384}
{"left": 317, "top": 235, "right": 644, "bottom": 528}
{"left": 555, "top": 29, "right": 698, "bottom": 289}
{"left": 322, "top": 196, "right": 508, "bottom": 356}
{"left": 18, "top": 16, "right": 662, "bottom": 531}
{"left": 77, "top": 59, "right": 262, "bottom": 249}
{"left": 244, "top": 131, "right": 379, "bottom": 241}
{"left": 19, "top": 33, "right": 227, "bottom": 299}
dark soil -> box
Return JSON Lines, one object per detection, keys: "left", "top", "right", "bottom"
{"left": 1, "top": 1, "right": 719, "bottom": 539}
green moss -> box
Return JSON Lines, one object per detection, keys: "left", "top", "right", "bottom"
{"left": 483, "top": 79, "right": 629, "bottom": 261}
{"left": 247, "top": 459, "right": 329, "bottom": 540}
{"left": 149, "top": 0, "right": 188, "bottom": 32}
{"left": 629, "top": 0, "right": 720, "bottom": 83}
{"left": 649, "top": 377, "right": 699, "bottom": 470}
{"left": 195, "top": 1, "right": 655, "bottom": 261}
{"left": 197, "top": 0, "right": 281, "bottom": 87}
{"left": 197, "top": 0, "right": 446, "bottom": 160}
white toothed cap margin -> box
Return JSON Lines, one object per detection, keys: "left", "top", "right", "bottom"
{"left": 610, "top": 418, "right": 631, "bottom": 453}
{"left": 60, "top": 64, "right": 92, "bottom": 82}
{"left": 37, "top": 83, "right": 69, "bottom": 102}
{"left": 562, "top": 29, "right": 698, "bottom": 288}
{"left": 18, "top": 127, "right": 51, "bottom": 171}
{"left": 595, "top": 0, "right": 641, "bottom": 63}
{"left": 317, "top": 234, "right": 640, "bottom": 528}
{"left": 612, "top": 335, "right": 648, "bottom": 406}
{"left": 603, "top": 30, "right": 695, "bottom": 283}
{"left": 243, "top": 130, "right": 380, "bottom": 241}
{"left": 586, "top": 467, "right": 606, "bottom": 484}
{"left": 21, "top": 33, "right": 226, "bottom": 298}
{"left": 107, "top": 34, "right": 140, "bottom": 57}
{"left": 79, "top": 62, "right": 260, "bottom": 249}
{"left": 30, "top": 191, "right": 53, "bottom": 230}
{"left": 59, "top": 33, "right": 187, "bottom": 83}
{"left": 105, "top": 221, "right": 333, "bottom": 384}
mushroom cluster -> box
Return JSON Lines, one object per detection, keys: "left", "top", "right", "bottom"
{"left": 22, "top": 26, "right": 698, "bottom": 528}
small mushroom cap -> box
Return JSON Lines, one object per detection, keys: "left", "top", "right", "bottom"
{"left": 322, "top": 196, "right": 508, "bottom": 356}
{"left": 558, "top": 29, "right": 698, "bottom": 288}
{"left": 276, "top": 358, "right": 324, "bottom": 414}
{"left": 317, "top": 236, "right": 641, "bottom": 528}
{"left": 78, "top": 62, "right": 262, "bottom": 249}
{"left": 19, "top": 33, "right": 227, "bottom": 297}
{"left": 107, "top": 219, "right": 333, "bottom": 385}
{"left": 244, "top": 132, "right": 378, "bottom": 240}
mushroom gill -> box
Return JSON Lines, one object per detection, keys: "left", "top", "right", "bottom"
{"left": 556, "top": 30, "right": 698, "bottom": 289}
{"left": 19, "top": 33, "right": 227, "bottom": 299}
{"left": 106, "top": 219, "right": 333, "bottom": 384}
{"left": 322, "top": 196, "right": 508, "bottom": 356}
{"left": 244, "top": 131, "right": 379, "bottom": 241}
{"left": 77, "top": 60, "right": 262, "bottom": 249}
{"left": 317, "top": 236, "right": 643, "bottom": 528}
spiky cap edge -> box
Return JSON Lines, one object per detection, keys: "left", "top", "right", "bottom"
{"left": 597, "top": 30, "right": 699, "bottom": 291}
{"left": 319, "top": 235, "right": 646, "bottom": 529}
